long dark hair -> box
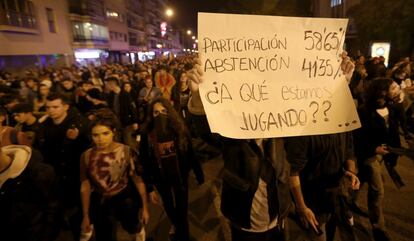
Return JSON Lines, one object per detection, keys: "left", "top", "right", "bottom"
{"left": 141, "top": 97, "right": 190, "bottom": 149}
{"left": 89, "top": 108, "right": 121, "bottom": 135}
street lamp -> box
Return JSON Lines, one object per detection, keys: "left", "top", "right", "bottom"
{"left": 186, "top": 30, "right": 192, "bottom": 35}
{"left": 165, "top": 8, "right": 174, "bottom": 18}
{"left": 192, "top": 36, "right": 196, "bottom": 40}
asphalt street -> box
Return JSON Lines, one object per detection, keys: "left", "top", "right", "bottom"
{"left": 58, "top": 138, "right": 414, "bottom": 241}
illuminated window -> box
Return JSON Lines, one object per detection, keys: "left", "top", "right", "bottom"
{"left": 1, "top": 0, "right": 37, "bottom": 29}
{"left": 330, "top": 0, "right": 342, "bottom": 7}
{"left": 46, "top": 8, "right": 56, "bottom": 33}
{"left": 106, "top": 9, "right": 123, "bottom": 22}
{"left": 72, "top": 21, "right": 109, "bottom": 42}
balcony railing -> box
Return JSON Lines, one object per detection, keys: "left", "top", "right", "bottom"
{"left": 0, "top": 9, "right": 37, "bottom": 29}
{"left": 73, "top": 35, "right": 109, "bottom": 43}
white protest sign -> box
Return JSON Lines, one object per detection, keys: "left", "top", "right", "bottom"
{"left": 198, "top": 12, "right": 361, "bottom": 139}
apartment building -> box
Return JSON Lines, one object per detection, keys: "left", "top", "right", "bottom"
{"left": 68, "top": 0, "right": 110, "bottom": 66}
{"left": 0, "top": 0, "right": 186, "bottom": 72}
{"left": 0, "top": 0, "right": 73, "bottom": 72}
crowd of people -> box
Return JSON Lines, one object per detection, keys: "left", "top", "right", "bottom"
{"left": 0, "top": 52, "right": 413, "bottom": 241}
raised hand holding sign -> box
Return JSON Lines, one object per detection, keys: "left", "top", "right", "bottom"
{"left": 198, "top": 13, "right": 360, "bottom": 139}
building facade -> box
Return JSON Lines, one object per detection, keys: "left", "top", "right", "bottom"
{"left": 125, "top": 0, "right": 147, "bottom": 63}
{"left": 0, "top": 0, "right": 184, "bottom": 73}
{"left": 68, "top": 0, "right": 110, "bottom": 66}
{"left": 0, "top": 0, "right": 73, "bottom": 72}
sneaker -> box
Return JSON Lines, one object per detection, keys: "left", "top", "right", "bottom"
{"left": 373, "top": 228, "right": 391, "bottom": 241}
{"left": 79, "top": 225, "right": 94, "bottom": 241}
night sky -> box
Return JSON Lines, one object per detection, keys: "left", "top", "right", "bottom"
{"left": 169, "top": 0, "right": 223, "bottom": 34}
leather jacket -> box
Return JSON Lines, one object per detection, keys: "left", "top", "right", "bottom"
{"left": 220, "top": 137, "right": 291, "bottom": 229}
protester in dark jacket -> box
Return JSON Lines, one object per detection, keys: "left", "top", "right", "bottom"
{"left": 354, "top": 77, "right": 402, "bottom": 241}
{"left": 140, "top": 97, "right": 204, "bottom": 241}
{"left": 285, "top": 132, "right": 360, "bottom": 241}
{"left": 0, "top": 145, "right": 60, "bottom": 241}
{"left": 37, "top": 92, "right": 90, "bottom": 239}
{"left": 221, "top": 138, "right": 291, "bottom": 241}
{"left": 186, "top": 60, "right": 291, "bottom": 241}
{"left": 104, "top": 76, "right": 121, "bottom": 116}
{"left": 119, "top": 82, "right": 139, "bottom": 149}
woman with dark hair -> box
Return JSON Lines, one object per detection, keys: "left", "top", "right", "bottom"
{"left": 79, "top": 111, "right": 149, "bottom": 241}
{"left": 140, "top": 97, "right": 204, "bottom": 241}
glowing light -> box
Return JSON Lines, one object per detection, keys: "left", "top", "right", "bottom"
{"left": 160, "top": 22, "right": 167, "bottom": 37}
{"left": 165, "top": 9, "right": 174, "bottom": 17}
{"left": 106, "top": 11, "right": 119, "bottom": 17}
{"left": 186, "top": 30, "right": 191, "bottom": 35}
{"left": 371, "top": 42, "right": 391, "bottom": 67}
{"left": 74, "top": 50, "right": 101, "bottom": 59}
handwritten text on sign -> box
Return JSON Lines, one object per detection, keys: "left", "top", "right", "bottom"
{"left": 198, "top": 13, "right": 360, "bottom": 139}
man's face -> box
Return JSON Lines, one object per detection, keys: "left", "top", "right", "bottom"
{"left": 39, "top": 85, "right": 50, "bottom": 96}
{"left": 81, "top": 83, "right": 93, "bottom": 92}
{"left": 124, "top": 83, "right": 132, "bottom": 92}
{"left": 106, "top": 81, "right": 118, "bottom": 92}
{"left": 139, "top": 71, "right": 148, "bottom": 79}
{"left": 26, "top": 79, "right": 35, "bottom": 88}
{"left": 388, "top": 81, "right": 401, "bottom": 103}
{"left": 62, "top": 80, "right": 74, "bottom": 90}
{"left": 46, "top": 99, "right": 68, "bottom": 120}
{"left": 14, "top": 112, "right": 29, "bottom": 124}
{"left": 145, "top": 78, "right": 153, "bottom": 88}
